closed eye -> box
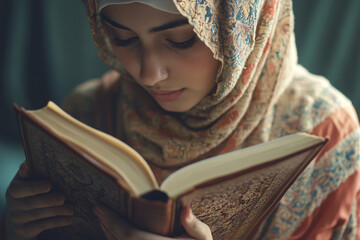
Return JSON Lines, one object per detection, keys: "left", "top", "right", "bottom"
{"left": 168, "top": 35, "right": 197, "bottom": 50}
{"left": 112, "top": 35, "right": 197, "bottom": 50}
{"left": 113, "top": 36, "right": 138, "bottom": 47}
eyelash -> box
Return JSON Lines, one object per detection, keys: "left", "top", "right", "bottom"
{"left": 169, "top": 35, "right": 197, "bottom": 50}
{"left": 113, "top": 35, "right": 197, "bottom": 50}
{"left": 113, "top": 37, "right": 137, "bottom": 47}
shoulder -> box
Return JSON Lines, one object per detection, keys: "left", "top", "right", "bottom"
{"left": 61, "top": 78, "right": 101, "bottom": 127}
{"left": 62, "top": 78, "right": 101, "bottom": 108}
{"left": 274, "top": 64, "right": 359, "bottom": 167}
{"left": 61, "top": 70, "right": 123, "bottom": 133}
{"left": 260, "top": 65, "right": 360, "bottom": 239}
{"left": 273, "top": 65, "right": 359, "bottom": 138}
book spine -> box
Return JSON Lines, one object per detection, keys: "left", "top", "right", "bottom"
{"left": 171, "top": 199, "right": 185, "bottom": 235}
{"left": 129, "top": 196, "right": 176, "bottom": 236}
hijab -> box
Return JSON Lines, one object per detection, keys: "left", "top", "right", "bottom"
{"left": 82, "top": 0, "right": 297, "bottom": 169}
{"left": 96, "top": 0, "right": 180, "bottom": 14}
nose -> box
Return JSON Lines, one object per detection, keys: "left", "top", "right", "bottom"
{"left": 139, "top": 47, "right": 168, "bottom": 87}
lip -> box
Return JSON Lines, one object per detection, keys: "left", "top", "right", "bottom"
{"left": 149, "top": 88, "right": 185, "bottom": 102}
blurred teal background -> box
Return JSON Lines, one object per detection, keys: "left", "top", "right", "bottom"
{"left": 0, "top": 0, "right": 359, "bottom": 216}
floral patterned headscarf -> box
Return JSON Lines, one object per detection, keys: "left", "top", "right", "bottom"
{"left": 83, "top": 0, "right": 297, "bottom": 169}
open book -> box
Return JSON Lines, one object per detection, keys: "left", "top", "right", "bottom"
{"left": 14, "top": 101, "right": 327, "bottom": 240}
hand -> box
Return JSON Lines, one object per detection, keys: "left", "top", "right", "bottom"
{"left": 5, "top": 162, "right": 73, "bottom": 239}
{"left": 93, "top": 205, "right": 212, "bottom": 240}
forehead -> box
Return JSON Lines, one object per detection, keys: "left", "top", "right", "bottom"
{"left": 101, "top": 3, "right": 188, "bottom": 31}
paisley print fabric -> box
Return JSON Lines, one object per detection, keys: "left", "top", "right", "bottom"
{"left": 62, "top": 0, "right": 360, "bottom": 238}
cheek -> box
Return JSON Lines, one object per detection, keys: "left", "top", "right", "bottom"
{"left": 176, "top": 48, "right": 220, "bottom": 83}
{"left": 114, "top": 49, "right": 139, "bottom": 77}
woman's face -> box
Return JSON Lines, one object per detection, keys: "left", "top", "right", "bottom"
{"left": 102, "top": 3, "right": 220, "bottom": 112}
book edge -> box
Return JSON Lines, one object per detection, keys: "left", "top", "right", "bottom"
{"left": 173, "top": 140, "right": 327, "bottom": 199}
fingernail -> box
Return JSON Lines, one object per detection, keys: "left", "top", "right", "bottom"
{"left": 42, "top": 182, "right": 51, "bottom": 192}
{"left": 19, "top": 163, "right": 27, "bottom": 176}
{"left": 55, "top": 193, "right": 66, "bottom": 205}
{"left": 186, "top": 208, "right": 193, "bottom": 221}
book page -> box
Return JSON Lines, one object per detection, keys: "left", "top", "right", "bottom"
{"left": 161, "top": 133, "right": 324, "bottom": 198}
{"left": 179, "top": 148, "right": 320, "bottom": 240}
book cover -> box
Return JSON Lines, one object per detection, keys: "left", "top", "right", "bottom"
{"left": 14, "top": 103, "right": 327, "bottom": 240}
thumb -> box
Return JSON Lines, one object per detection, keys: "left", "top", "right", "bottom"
{"left": 18, "top": 162, "right": 32, "bottom": 179}
{"left": 181, "top": 206, "right": 212, "bottom": 240}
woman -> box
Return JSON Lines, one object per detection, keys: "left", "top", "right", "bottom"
{"left": 4, "top": 0, "right": 360, "bottom": 239}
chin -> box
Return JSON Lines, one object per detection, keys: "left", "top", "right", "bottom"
{"left": 158, "top": 102, "right": 194, "bottom": 113}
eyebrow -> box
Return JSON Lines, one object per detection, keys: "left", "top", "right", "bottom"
{"left": 100, "top": 14, "right": 189, "bottom": 33}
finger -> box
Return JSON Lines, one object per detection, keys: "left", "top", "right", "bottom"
{"left": 94, "top": 206, "right": 129, "bottom": 239}
{"left": 181, "top": 206, "right": 212, "bottom": 240}
{"left": 15, "top": 216, "right": 72, "bottom": 239}
{"left": 9, "top": 179, "right": 51, "bottom": 199}
{"left": 99, "top": 222, "right": 118, "bottom": 240}
{"left": 18, "top": 162, "right": 32, "bottom": 179}
{"left": 11, "top": 204, "right": 73, "bottom": 225}
{"left": 10, "top": 192, "right": 66, "bottom": 211}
